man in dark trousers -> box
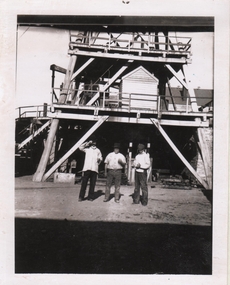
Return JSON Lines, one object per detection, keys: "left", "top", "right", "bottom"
{"left": 132, "top": 143, "right": 151, "bottom": 206}
{"left": 104, "top": 143, "right": 126, "bottom": 203}
{"left": 78, "top": 136, "right": 102, "bottom": 201}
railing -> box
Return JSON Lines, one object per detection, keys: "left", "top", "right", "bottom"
{"left": 51, "top": 87, "right": 213, "bottom": 114}
{"left": 69, "top": 31, "right": 192, "bottom": 57}
{"left": 15, "top": 90, "right": 213, "bottom": 123}
{"left": 15, "top": 104, "right": 50, "bottom": 119}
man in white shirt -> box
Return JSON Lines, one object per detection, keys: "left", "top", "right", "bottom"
{"left": 132, "top": 143, "right": 151, "bottom": 206}
{"left": 104, "top": 143, "right": 126, "bottom": 203}
{"left": 78, "top": 136, "right": 102, "bottom": 201}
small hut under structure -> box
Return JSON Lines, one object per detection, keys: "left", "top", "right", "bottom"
{"left": 120, "top": 66, "right": 159, "bottom": 110}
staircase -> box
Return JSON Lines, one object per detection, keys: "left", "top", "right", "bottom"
{"left": 17, "top": 120, "right": 51, "bottom": 151}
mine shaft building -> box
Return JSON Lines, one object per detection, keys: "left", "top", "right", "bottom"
{"left": 15, "top": 16, "right": 214, "bottom": 190}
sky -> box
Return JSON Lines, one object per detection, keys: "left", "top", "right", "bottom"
{"left": 16, "top": 26, "right": 214, "bottom": 108}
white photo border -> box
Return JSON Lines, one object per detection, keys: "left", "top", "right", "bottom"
{"left": 0, "top": 0, "right": 229, "bottom": 284}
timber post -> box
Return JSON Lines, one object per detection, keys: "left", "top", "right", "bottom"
{"left": 33, "top": 55, "right": 77, "bottom": 182}
{"left": 32, "top": 118, "right": 59, "bottom": 181}
{"left": 42, "top": 116, "right": 109, "bottom": 181}
{"left": 197, "top": 127, "right": 213, "bottom": 189}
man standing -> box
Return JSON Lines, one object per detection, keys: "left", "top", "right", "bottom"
{"left": 133, "top": 143, "right": 151, "bottom": 206}
{"left": 104, "top": 143, "right": 126, "bottom": 203}
{"left": 78, "top": 136, "right": 102, "bottom": 202}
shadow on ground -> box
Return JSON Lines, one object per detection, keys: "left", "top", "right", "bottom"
{"left": 15, "top": 218, "right": 212, "bottom": 274}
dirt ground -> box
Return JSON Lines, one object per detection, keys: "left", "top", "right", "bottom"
{"left": 15, "top": 175, "right": 212, "bottom": 274}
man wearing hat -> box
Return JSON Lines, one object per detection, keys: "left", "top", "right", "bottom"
{"left": 78, "top": 135, "right": 102, "bottom": 201}
{"left": 132, "top": 143, "right": 151, "bottom": 206}
{"left": 104, "top": 143, "right": 126, "bottom": 203}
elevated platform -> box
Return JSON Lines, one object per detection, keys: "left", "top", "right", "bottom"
{"left": 69, "top": 31, "right": 192, "bottom": 64}
{"left": 51, "top": 102, "right": 212, "bottom": 127}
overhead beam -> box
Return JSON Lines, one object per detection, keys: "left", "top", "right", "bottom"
{"left": 71, "top": 58, "right": 95, "bottom": 82}
{"left": 165, "top": 64, "right": 188, "bottom": 89}
{"left": 86, "top": 60, "right": 133, "bottom": 106}
{"left": 42, "top": 115, "right": 109, "bottom": 181}
{"left": 69, "top": 50, "right": 190, "bottom": 64}
{"left": 150, "top": 118, "right": 209, "bottom": 189}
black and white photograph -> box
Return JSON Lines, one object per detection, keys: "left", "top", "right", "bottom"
{"left": 0, "top": 1, "right": 229, "bottom": 285}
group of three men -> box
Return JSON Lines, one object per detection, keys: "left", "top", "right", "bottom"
{"left": 78, "top": 136, "right": 151, "bottom": 206}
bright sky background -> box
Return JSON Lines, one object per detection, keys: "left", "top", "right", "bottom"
{"left": 16, "top": 26, "right": 214, "bottom": 108}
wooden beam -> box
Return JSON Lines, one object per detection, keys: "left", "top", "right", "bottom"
{"left": 182, "top": 64, "right": 199, "bottom": 112}
{"left": 50, "top": 64, "right": 67, "bottom": 74}
{"left": 165, "top": 64, "right": 188, "bottom": 89}
{"left": 33, "top": 118, "right": 59, "bottom": 182}
{"left": 59, "top": 55, "right": 78, "bottom": 103}
{"left": 197, "top": 128, "right": 212, "bottom": 189}
{"left": 49, "top": 112, "right": 210, "bottom": 127}
{"left": 33, "top": 55, "right": 77, "bottom": 182}
{"left": 150, "top": 118, "right": 209, "bottom": 189}
{"left": 86, "top": 60, "right": 133, "bottom": 106}
{"left": 69, "top": 49, "right": 190, "bottom": 64}
{"left": 42, "top": 116, "right": 109, "bottom": 181}
{"left": 52, "top": 103, "right": 213, "bottom": 118}
{"left": 71, "top": 58, "right": 95, "bottom": 82}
